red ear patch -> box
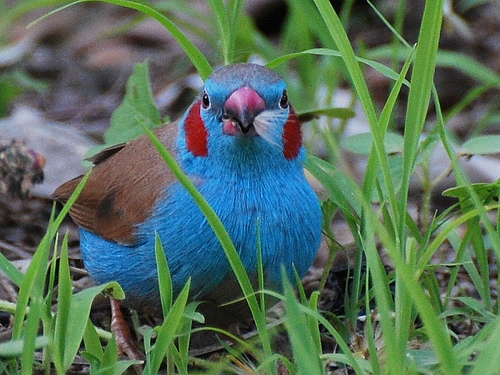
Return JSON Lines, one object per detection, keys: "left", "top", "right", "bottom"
{"left": 282, "top": 106, "right": 302, "bottom": 160}
{"left": 184, "top": 101, "right": 208, "bottom": 157}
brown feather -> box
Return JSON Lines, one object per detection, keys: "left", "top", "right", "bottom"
{"left": 53, "top": 123, "right": 179, "bottom": 245}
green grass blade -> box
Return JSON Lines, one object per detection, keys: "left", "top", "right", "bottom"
{"left": 99, "top": 337, "right": 119, "bottom": 375}
{"left": 267, "top": 48, "right": 410, "bottom": 88}
{"left": 436, "top": 50, "right": 500, "bottom": 88}
{"left": 366, "top": 0, "right": 411, "bottom": 48}
{"left": 53, "top": 235, "right": 72, "bottom": 373}
{"left": 145, "top": 280, "right": 191, "bottom": 374}
{"left": 19, "top": 238, "right": 51, "bottom": 374}
{"left": 362, "top": 194, "right": 461, "bottom": 375}
{"left": 155, "top": 233, "right": 173, "bottom": 315}
{"left": 0, "top": 251, "right": 23, "bottom": 286}
{"left": 48, "top": 171, "right": 91, "bottom": 240}
{"left": 283, "top": 273, "right": 324, "bottom": 375}
{"left": 9, "top": 170, "right": 89, "bottom": 372}
{"left": 399, "top": 0, "right": 444, "bottom": 219}
{"left": 303, "top": 306, "right": 368, "bottom": 374}
{"left": 82, "top": 318, "right": 105, "bottom": 363}
{"left": 311, "top": 0, "right": 378, "bottom": 135}
{"left": 0, "top": 336, "right": 50, "bottom": 358}
{"left": 62, "top": 282, "right": 125, "bottom": 370}
{"left": 469, "top": 317, "right": 500, "bottom": 375}
{"left": 227, "top": 0, "right": 243, "bottom": 64}
{"left": 368, "top": 47, "right": 500, "bottom": 89}
{"left": 29, "top": 0, "right": 213, "bottom": 79}
{"left": 206, "top": 0, "right": 230, "bottom": 64}
{"left": 142, "top": 126, "right": 274, "bottom": 362}
{"left": 362, "top": 213, "right": 400, "bottom": 372}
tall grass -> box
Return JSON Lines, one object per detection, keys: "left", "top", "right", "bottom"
{"left": 1, "top": 0, "right": 500, "bottom": 373}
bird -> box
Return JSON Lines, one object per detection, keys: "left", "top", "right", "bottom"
{"left": 53, "top": 63, "right": 323, "bottom": 327}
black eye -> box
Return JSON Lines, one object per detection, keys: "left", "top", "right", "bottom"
{"left": 279, "top": 90, "right": 289, "bottom": 109}
{"left": 202, "top": 91, "right": 210, "bottom": 109}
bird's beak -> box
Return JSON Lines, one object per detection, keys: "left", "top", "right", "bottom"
{"left": 223, "top": 86, "right": 266, "bottom": 136}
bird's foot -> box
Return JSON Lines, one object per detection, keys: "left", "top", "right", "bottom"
{"left": 110, "top": 298, "right": 145, "bottom": 362}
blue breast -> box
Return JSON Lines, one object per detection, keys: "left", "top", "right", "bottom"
{"left": 79, "top": 166, "right": 322, "bottom": 307}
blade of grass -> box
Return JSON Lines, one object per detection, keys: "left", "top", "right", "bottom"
{"left": 0, "top": 336, "right": 50, "bottom": 358}
{"left": 469, "top": 317, "right": 500, "bottom": 375}
{"left": 19, "top": 235, "right": 51, "bottom": 374}
{"left": 299, "top": 304, "right": 368, "bottom": 374}
{"left": 155, "top": 233, "right": 173, "bottom": 315}
{"left": 283, "top": 271, "right": 324, "bottom": 375}
{"left": 367, "top": 0, "right": 411, "bottom": 49}
{"left": 361, "top": 208, "right": 400, "bottom": 373}
{"left": 361, "top": 180, "right": 461, "bottom": 374}
{"left": 82, "top": 319, "right": 105, "bottom": 364}
{"left": 310, "top": 142, "right": 461, "bottom": 373}
{"left": 309, "top": 1, "right": 378, "bottom": 129}
{"left": 206, "top": 0, "right": 244, "bottom": 65}
{"left": 61, "top": 282, "right": 125, "bottom": 371}
{"left": 368, "top": 46, "right": 500, "bottom": 90}
{"left": 206, "top": 0, "right": 230, "bottom": 64}
{"left": 434, "top": 82, "right": 500, "bottom": 315}
{"left": 399, "top": 0, "right": 444, "bottom": 221}
{"left": 144, "top": 280, "right": 190, "bottom": 374}
{"left": 52, "top": 235, "right": 72, "bottom": 374}
{"left": 267, "top": 48, "right": 411, "bottom": 88}
{"left": 142, "top": 126, "right": 275, "bottom": 370}
{"left": 0, "top": 251, "right": 23, "bottom": 286}
{"left": 360, "top": 44, "right": 416, "bottom": 270}
{"left": 310, "top": 0, "right": 405, "bottom": 371}
{"left": 364, "top": 275, "right": 382, "bottom": 375}
{"left": 13, "top": 171, "right": 90, "bottom": 339}
{"left": 29, "top": 0, "right": 213, "bottom": 79}
{"left": 227, "top": 0, "right": 243, "bottom": 64}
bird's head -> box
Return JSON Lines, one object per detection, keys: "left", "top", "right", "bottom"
{"left": 178, "top": 63, "right": 303, "bottom": 175}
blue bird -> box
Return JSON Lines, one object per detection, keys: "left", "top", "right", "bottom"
{"left": 53, "top": 63, "right": 323, "bottom": 325}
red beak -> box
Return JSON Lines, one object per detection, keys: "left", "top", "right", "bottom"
{"left": 223, "top": 87, "right": 266, "bottom": 135}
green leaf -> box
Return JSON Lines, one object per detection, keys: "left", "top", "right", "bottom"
{"left": 207, "top": 0, "right": 231, "bottom": 63}
{"left": 82, "top": 319, "right": 105, "bottom": 363}
{"left": 53, "top": 235, "right": 73, "bottom": 373}
{"left": 436, "top": 50, "right": 500, "bottom": 88}
{"left": 406, "top": 349, "right": 439, "bottom": 370}
{"left": 443, "top": 181, "right": 499, "bottom": 200}
{"left": 61, "top": 282, "right": 125, "bottom": 370}
{"left": 453, "top": 297, "right": 496, "bottom": 321}
{"left": 0, "top": 75, "right": 22, "bottom": 117}
{"left": 0, "top": 336, "right": 49, "bottom": 358}
{"left": 460, "top": 135, "right": 500, "bottom": 155}
{"left": 469, "top": 317, "right": 500, "bottom": 375}
{"left": 283, "top": 273, "right": 324, "bottom": 375}
{"left": 297, "top": 107, "right": 355, "bottom": 122}
{"left": 0, "top": 251, "right": 23, "bottom": 287}
{"left": 341, "top": 132, "right": 404, "bottom": 156}
{"left": 155, "top": 233, "right": 173, "bottom": 316}
{"left": 145, "top": 280, "right": 191, "bottom": 375}
{"left": 104, "top": 61, "right": 162, "bottom": 147}
{"left": 442, "top": 181, "right": 500, "bottom": 210}
{"left": 305, "top": 155, "right": 362, "bottom": 218}
{"left": 142, "top": 126, "right": 274, "bottom": 359}
{"left": 267, "top": 47, "right": 411, "bottom": 89}
{"left": 99, "top": 337, "right": 119, "bottom": 375}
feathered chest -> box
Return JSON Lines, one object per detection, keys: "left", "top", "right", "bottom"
{"left": 150, "top": 168, "right": 316, "bottom": 241}
{"left": 138, "top": 167, "right": 322, "bottom": 294}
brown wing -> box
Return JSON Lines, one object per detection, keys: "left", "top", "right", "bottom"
{"left": 52, "top": 123, "right": 179, "bottom": 245}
